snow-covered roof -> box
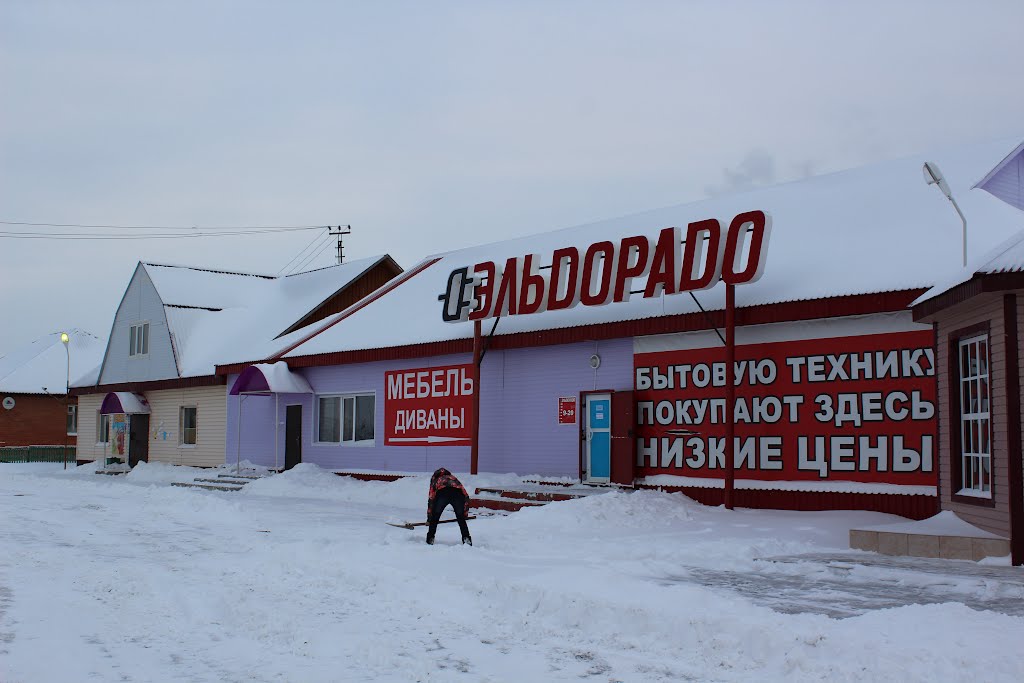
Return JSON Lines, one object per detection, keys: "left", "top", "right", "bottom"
{"left": 913, "top": 228, "right": 1024, "bottom": 307}
{"left": 72, "top": 256, "right": 394, "bottom": 383}
{"left": 153, "top": 256, "right": 394, "bottom": 378}
{"left": 0, "top": 329, "right": 106, "bottom": 395}
{"left": 274, "top": 136, "right": 1024, "bottom": 361}
{"left": 143, "top": 263, "right": 275, "bottom": 310}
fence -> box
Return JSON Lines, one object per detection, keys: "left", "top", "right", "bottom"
{"left": 0, "top": 445, "right": 77, "bottom": 464}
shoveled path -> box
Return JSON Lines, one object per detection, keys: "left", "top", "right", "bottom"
{"left": 658, "top": 552, "right": 1024, "bottom": 619}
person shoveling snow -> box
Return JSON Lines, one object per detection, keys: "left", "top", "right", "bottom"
{"left": 425, "top": 468, "right": 472, "bottom": 546}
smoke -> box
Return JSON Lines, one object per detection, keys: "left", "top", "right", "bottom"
{"left": 704, "top": 149, "right": 777, "bottom": 197}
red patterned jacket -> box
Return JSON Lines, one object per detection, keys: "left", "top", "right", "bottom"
{"left": 427, "top": 468, "right": 470, "bottom": 519}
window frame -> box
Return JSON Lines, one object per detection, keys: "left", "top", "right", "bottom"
{"left": 128, "top": 321, "right": 150, "bottom": 358}
{"left": 179, "top": 405, "right": 198, "bottom": 447}
{"left": 949, "top": 323, "right": 996, "bottom": 506}
{"left": 66, "top": 404, "right": 78, "bottom": 436}
{"left": 316, "top": 396, "right": 342, "bottom": 444}
{"left": 96, "top": 412, "right": 111, "bottom": 445}
{"left": 314, "top": 391, "right": 376, "bottom": 446}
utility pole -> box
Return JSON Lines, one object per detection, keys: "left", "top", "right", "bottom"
{"left": 329, "top": 225, "right": 352, "bottom": 264}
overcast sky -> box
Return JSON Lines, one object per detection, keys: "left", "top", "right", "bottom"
{"left": 2, "top": 1, "right": 1023, "bottom": 353}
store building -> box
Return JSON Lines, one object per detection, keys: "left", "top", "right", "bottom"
{"left": 217, "top": 137, "right": 1024, "bottom": 520}
{"left": 71, "top": 256, "right": 401, "bottom": 468}
{"left": 911, "top": 228, "right": 1024, "bottom": 563}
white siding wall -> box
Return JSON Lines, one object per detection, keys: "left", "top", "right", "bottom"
{"left": 144, "top": 385, "right": 227, "bottom": 467}
{"left": 73, "top": 387, "right": 226, "bottom": 466}
{"left": 75, "top": 393, "right": 106, "bottom": 462}
{"left": 98, "top": 265, "right": 179, "bottom": 385}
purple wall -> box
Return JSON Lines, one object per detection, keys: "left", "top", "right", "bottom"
{"left": 224, "top": 338, "right": 634, "bottom": 477}
{"left": 478, "top": 338, "right": 634, "bottom": 475}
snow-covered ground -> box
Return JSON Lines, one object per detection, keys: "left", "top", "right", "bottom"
{"left": 1, "top": 463, "right": 1022, "bottom": 682}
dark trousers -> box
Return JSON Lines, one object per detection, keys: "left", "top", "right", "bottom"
{"left": 427, "top": 487, "right": 470, "bottom": 541}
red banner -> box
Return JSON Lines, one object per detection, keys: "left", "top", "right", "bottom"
{"left": 384, "top": 364, "right": 474, "bottom": 447}
{"left": 558, "top": 396, "right": 577, "bottom": 425}
{"left": 634, "top": 331, "right": 937, "bottom": 485}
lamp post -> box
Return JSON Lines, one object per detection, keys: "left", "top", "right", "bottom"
{"left": 923, "top": 161, "right": 968, "bottom": 267}
{"left": 60, "top": 332, "right": 70, "bottom": 470}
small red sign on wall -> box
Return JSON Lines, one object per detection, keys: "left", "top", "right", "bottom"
{"left": 558, "top": 396, "right": 577, "bottom": 425}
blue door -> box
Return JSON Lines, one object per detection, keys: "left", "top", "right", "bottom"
{"left": 586, "top": 393, "right": 611, "bottom": 483}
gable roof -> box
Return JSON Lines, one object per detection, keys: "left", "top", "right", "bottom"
{"left": 78, "top": 255, "right": 398, "bottom": 385}
{"left": 151, "top": 255, "right": 397, "bottom": 378}
{"left": 260, "top": 136, "right": 1024, "bottom": 363}
{"left": 973, "top": 139, "right": 1024, "bottom": 192}
{"left": 0, "top": 329, "right": 105, "bottom": 395}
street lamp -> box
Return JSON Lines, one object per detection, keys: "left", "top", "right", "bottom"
{"left": 923, "top": 161, "right": 968, "bottom": 267}
{"left": 60, "top": 331, "right": 70, "bottom": 470}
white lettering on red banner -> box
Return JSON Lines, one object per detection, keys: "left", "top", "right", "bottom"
{"left": 439, "top": 210, "right": 772, "bottom": 322}
{"left": 384, "top": 364, "right": 474, "bottom": 447}
{"left": 634, "top": 331, "right": 938, "bottom": 486}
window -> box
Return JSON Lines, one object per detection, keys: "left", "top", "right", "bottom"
{"left": 317, "top": 393, "right": 374, "bottom": 444}
{"left": 318, "top": 397, "right": 341, "bottom": 442}
{"left": 97, "top": 413, "right": 111, "bottom": 444}
{"left": 129, "top": 322, "right": 149, "bottom": 357}
{"left": 180, "top": 406, "right": 197, "bottom": 446}
{"left": 66, "top": 404, "right": 78, "bottom": 435}
{"left": 957, "top": 334, "right": 991, "bottom": 498}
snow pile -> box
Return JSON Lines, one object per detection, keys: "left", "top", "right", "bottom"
{"left": 241, "top": 463, "right": 580, "bottom": 512}
{"left": 0, "top": 462, "right": 76, "bottom": 475}
{"left": 503, "top": 488, "right": 696, "bottom": 532}
{"left": 242, "top": 463, "right": 427, "bottom": 508}
{"left": 125, "top": 461, "right": 213, "bottom": 485}
{"left": 855, "top": 510, "right": 1008, "bottom": 539}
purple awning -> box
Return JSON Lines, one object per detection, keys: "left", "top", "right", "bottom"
{"left": 229, "top": 362, "right": 313, "bottom": 396}
{"left": 100, "top": 391, "right": 150, "bottom": 415}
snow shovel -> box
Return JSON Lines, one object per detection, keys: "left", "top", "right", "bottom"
{"left": 386, "top": 516, "right": 476, "bottom": 530}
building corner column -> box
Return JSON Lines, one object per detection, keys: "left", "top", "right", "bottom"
{"left": 471, "top": 320, "right": 482, "bottom": 475}
{"left": 1002, "top": 294, "right": 1023, "bottom": 566}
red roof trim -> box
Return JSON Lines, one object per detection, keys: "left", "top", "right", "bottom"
{"left": 912, "top": 272, "right": 1024, "bottom": 320}
{"left": 70, "top": 374, "right": 226, "bottom": 396}
{"left": 232, "top": 289, "right": 924, "bottom": 372}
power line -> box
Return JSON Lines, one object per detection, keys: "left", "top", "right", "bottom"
{"left": 289, "top": 235, "right": 335, "bottom": 274}
{"left": 289, "top": 234, "right": 336, "bottom": 274}
{"left": 0, "top": 227, "right": 326, "bottom": 240}
{"left": 276, "top": 228, "right": 329, "bottom": 276}
{"left": 0, "top": 220, "right": 325, "bottom": 231}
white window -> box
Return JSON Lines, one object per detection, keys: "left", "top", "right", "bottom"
{"left": 317, "top": 393, "right": 374, "bottom": 444}
{"left": 179, "top": 406, "right": 197, "bottom": 446}
{"left": 66, "top": 404, "right": 78, "bottom": 435}
{"left": 129, "top": 322, "right": 149, "bottom": 357}
{"left": 957, "top": 334, "right": 991, "bottom": 498}
{"left": 97, "top": 412, "right": 111, "bottom": 444}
